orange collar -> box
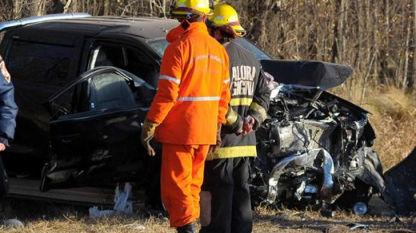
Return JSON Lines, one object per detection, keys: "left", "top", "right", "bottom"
{"left": 185, "top": 22, "right": 209, "bottom": 35}
{"left": 166, "top": 25, "right": 185, "bottom": 42}
{"left": 166, "top": 22, "right": 209, "bottom": 43}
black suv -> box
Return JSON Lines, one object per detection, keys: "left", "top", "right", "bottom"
{"left": 0, "top": 13, "right": 272, "bottom": 199}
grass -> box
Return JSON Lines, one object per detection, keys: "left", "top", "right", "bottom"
{"left": 0, "top": 217, "right": 171, "bottom": 233}
{"left": 365, "top": 87, "right": 415, "bottom": 169}
{"left": 0, "top": 201, "right": 415, "bottom": 233}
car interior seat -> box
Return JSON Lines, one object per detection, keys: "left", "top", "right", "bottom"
{"left": 94, "top": 49, "right": 114, "bottom": 67}
{"left": 89, "top": 73, "right": 136, "bottom": 111}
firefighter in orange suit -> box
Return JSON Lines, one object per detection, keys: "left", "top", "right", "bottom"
{"left": 140, "top": 0, "right": 231, "bottom": 232}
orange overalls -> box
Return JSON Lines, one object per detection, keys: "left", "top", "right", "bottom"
{"left": 146, "top": 22, "right": 230, "bottom": 227}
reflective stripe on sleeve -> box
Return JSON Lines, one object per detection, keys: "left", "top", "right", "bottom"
{"left": 223, "top": 79, "right": 230, "bottom": 84}
{"left": 225, "top": 107, "right": 239, "bottom": 126}
{"left": 193, "top": 54, "right": 224, "bottom": 64}
{"left": 249, "top": 101, "right": 268, "bottom": 122}
{"left": 159, "top": 75, "right": 180, "bottom": 85}
{"left": 206, "top": 145, "right": 257, "bottom": 160}
{"left": 209, "top": 55, "right": 223, "bottom": 64}
{"left": 229, "top": 97, "right": 253, "bottom": 106}
{"left": 177, "top": 96, "right": 221, "bottom": 102}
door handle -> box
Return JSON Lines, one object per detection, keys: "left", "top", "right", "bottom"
{"left": 59, "top": 133, "right": 80, "bottom": 144}
{"left": 61, "top": 138, "right": 73, "bottom": 144}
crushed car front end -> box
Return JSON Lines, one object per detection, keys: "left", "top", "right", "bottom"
{"left": 251, "top": 61, "right": 385, "bottom": 215}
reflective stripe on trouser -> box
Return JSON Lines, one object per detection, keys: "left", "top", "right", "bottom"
{"left": 206, "top": 145, "right": 257, "bottom": 160}
{"left": 200, "top": 157, "right": 253, "bottom": 233}
{"left": 161, "top": 143, "right": 210, "bottom": 227}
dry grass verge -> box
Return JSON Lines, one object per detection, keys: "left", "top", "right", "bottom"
{"left": 0, "top": 201, "right": 415, "bottom": 233}
{"left": 0, "top": 85, "right": 413, "bottom": 233}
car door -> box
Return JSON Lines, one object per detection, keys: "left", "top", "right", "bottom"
{"left": 41, "top": 66, "right": 155, "bottom": 190}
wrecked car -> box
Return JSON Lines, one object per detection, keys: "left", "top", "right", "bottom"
{"left": 0, "top": 14, "right": 385, "bottom": 212}
{"left": 251, "top": 60, "right": 386, "bottom": 215}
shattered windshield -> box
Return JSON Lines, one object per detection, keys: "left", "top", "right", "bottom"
{"left": 147, "top": 37, "right": 272, "bottom": 61}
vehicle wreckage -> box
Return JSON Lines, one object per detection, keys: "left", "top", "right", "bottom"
{"left": 0, "top": 13, "right": 404, "bottom": 216}
{"left": 251, "top": 60, "right": 386, "bottom": 215}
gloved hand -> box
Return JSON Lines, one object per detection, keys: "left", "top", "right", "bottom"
{"left": 242, "top": 115, "right": 256, "bottom": 135}
{"left": 140, "top": 119, "right": 158, "bottom": 156}
{"left": 234, "top": 118, "right": 244, "bottom": 135}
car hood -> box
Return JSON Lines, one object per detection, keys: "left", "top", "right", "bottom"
{"left": 260, "top": 60, "right": 353, "bottom": 90}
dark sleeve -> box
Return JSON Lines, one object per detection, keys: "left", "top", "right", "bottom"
{"left": 248, "top": 69, "right": 270, "bottom": 127}
{"left": 0, "top": 137, "right": 9, "bottom": 147}
{"left": 0, "top": 74, "right": 18, "bottom": 142}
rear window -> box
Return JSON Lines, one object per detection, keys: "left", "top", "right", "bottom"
{"left": 7, "top": 39, "right": 74, "bottom": 86}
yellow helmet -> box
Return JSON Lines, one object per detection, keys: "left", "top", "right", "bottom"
{"left": 209, "top": 3, "right": 246, "bottom": 37}
{"left": 171, "top": 0, "right": 212, "bottom": 17}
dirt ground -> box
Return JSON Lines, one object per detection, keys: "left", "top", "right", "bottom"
{"left": 0, "top": 198, "right": 415, "bottom": 233}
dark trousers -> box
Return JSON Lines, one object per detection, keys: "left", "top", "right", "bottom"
{"left": 200, "top": 157, "right": 252, "bottom": 233}
{"left": 0, "top": 156, "right": 8, "bottom": 196}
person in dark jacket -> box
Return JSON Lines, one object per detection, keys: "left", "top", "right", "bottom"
{"left": 0, "top": 55, "right": 17, "bottom": 150}
{"left": 200, "top": 3, "right": 271, "bottom": 233}
{"left": 0, "top": 55, "right": 18, "bottom": 194}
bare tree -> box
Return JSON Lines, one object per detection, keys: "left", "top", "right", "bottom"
{"left": 243, "top": 0, "right": 279, "bottom": 47}
{"left": 46, "top": 0, "right": 65, "bottom": 14}
{"left": 408, "top": 0, "right": 416, "bottom": 89}
{"left": 0, "top": 0, "right": 415, "bottom": 93}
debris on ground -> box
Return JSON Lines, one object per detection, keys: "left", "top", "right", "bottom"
{"left": 389, "top": 216, "right": 403, "bottom": 224}
{"left": 2, "top": 218, "right": 24, "bottom": 229}
{"left": 121, "top": 221, "right": 146, "bottom": 231}
{"left": 89, "top": 182, "right": 133, "bottom": 219}
{"left": 347, "top": 223, "right": 369, "bottom": 230}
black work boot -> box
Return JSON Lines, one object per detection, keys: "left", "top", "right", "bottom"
{"left": 176, "top": 222, "right": 196, "bottom": 233}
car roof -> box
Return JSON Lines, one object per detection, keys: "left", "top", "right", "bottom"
{"left": 11, "top": 16, "right": 179, "bottom": 40}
